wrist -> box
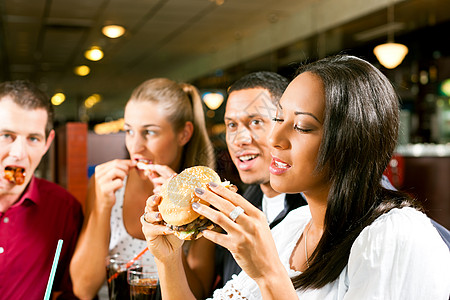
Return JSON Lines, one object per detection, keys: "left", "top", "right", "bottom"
{"left": 155, "top": 247, "right": 183, "bottom": 265}
{"left": 254, "top": 264, "right": 290, "bottom": 289}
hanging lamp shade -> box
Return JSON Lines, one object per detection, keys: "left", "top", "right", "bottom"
{"left": 374, "top": 42, "right": 408, "bottom": 69}
{"left": 202, "top": 92, "right": 224, "bottom": 110}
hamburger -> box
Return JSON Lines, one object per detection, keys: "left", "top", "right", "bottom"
{"left": 158, "top": 166, "right": 236, "bottom": 240}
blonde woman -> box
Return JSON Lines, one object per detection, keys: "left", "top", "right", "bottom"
{"left": 70, "top": 78, "right": 216, "bottom": 299}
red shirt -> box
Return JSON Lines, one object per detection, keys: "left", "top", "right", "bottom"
{"left": 0, "top": 176, "right": 83, "bottom": 299}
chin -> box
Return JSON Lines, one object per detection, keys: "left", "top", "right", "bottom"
{"left": 239, "top": 173, "right": 267, "bottom": 186}
{"left": 268, "top": 176, "right": 287, "bottom": 192}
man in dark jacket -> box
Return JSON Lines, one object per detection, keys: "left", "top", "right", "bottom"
{"left": 215, "top": 71, "right": 308, "bottom": 288}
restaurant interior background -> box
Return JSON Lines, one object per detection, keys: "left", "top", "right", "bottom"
{"left": 1, "top": 0, "right": 449, "bottom": 228}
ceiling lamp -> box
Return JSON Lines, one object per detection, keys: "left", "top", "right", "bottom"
{"left": 203, "top": 92, "right": 224, "bottom": 110}
{"left": 84, "top": 93, "right": 102, "bottom": 108}
{"left": 374, "top": 43, "right": 408, "bottom": 69}
{"left": 74, "top": 65, "right": 90, "bottom": 76}
{"left": 102, "top": 25, "right": 126, "bottom": 38}
{"left": 51, "top": 92, "right": 66, "bottom": 106}
{"left": 373, "top": 1, "right": 408, "bottom": 69}
{"left": 84, "top": 46, "right": 104, "bottom": 61}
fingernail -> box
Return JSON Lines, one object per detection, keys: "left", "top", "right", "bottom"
{"left": 192, "top": 202, "right": 200, "bottom": 210}
{"left": 208, "top": 181, "right": 218, "bottom": 188}
{"left": 154, "top": 212, "right": 161, "bottom": 220}
{"left": 194, "top": 187, "right": 204, "bottom": 195}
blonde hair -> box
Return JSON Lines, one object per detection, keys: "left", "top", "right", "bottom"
{"left": 128, "top": 78, "right": 216, "bottom": 171}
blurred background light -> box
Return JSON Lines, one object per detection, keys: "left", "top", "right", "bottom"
{"left": 102, "top": 25, "right": 125, "bottom": 38}
{"left": 51, "top": 92, "right": 66, "bottom": 106}
{"left": 74, "top": 65, "right": 90, "bottom": 76}
{"left": 84, "top": 46, "right": 104, "bottom": 61}
{"left": 84, "top": 93, "right": 102, "bottom": 108}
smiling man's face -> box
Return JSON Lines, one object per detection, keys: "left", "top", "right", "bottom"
{"left": 224, "top": 88, "right": 276, "bottom": 185}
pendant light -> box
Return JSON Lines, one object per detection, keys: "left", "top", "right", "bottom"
{"left": 373, "top": 0, "right": 408, "bottom": 69}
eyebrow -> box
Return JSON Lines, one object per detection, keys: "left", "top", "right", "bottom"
{"left": 294, "top": 111, "right": 321, "bottom": 123}
{"left": 0, "top": 129, "right": 45, "bottom": 138}
{"left": 224, "top": 113, "right": 264, "bottom": 120}
{"left": 124, "top": 123, "right": 161, "bottom": 128}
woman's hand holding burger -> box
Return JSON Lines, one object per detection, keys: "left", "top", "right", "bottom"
{"left": 190, "top": 181, "right": 283, "bottom": 282}
{"left": 141, "top": 194, "right": 183, "bottom": 262}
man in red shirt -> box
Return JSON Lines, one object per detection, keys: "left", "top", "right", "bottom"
{"left": 0, "top": 80, "right": 83, "bottom": 299}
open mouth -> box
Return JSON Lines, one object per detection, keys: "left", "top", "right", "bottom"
{"left": 4, "top": 166, "right": 26, "bottom": 185}
{"left": 273, "top": 160, "right": 289, "bottom": 169}
{"left": 135, "top": 159, "right": 152, "bottom": 170}
{"left": 238, "top": 154, "right": 258, "bottom": 162}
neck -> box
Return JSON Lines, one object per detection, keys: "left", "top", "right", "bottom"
{"left": 260, "top": 181, "right": 280, "bottom": 198}
{"left": 0, "top": 194, "right": 20, "bottom": 213}
{"left": 303, "top": 185, "right": 330, "bottom": 232}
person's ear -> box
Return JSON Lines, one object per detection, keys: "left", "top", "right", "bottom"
{"left": 178, "top": 121, "right": 193, "bottom": 146}
{"left": 44, "top": 129, "right": 55, "bottom": 152}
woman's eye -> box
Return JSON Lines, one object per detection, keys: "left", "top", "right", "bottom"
{"left": 294, "top": 125, "right": 312, "bottom": 133}
{"left": 145, "top": 130, "right": 156, "bottom": 136}
{"left": 125, "top": 129, "right": 133, "bottom": 135}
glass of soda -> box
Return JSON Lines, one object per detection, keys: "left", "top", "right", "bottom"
{"left": 106, "top": 253, "right": 131, "bottom": 300}
{"left": 127, "top": 265, "right": 159, "bottom": 300}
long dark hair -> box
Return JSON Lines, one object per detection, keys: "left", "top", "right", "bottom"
{"left": 292, "top": 55, "right": 421, "bottom": 289}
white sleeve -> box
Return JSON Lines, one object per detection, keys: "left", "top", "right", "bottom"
{"left": 344, "top": 208, "right": 450, "bottom": 300}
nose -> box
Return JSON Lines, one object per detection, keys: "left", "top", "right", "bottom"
{"left": 127, "top": 134, "right": 146, "bottom": 154}
{"left": 230, "top": 126, "right": 252, "bottom": 147}
{"left": 9, "top": 137, "right": 27, "bottom": 161}
{"left": 269, "top": 122, "right": 288, "bottom": 150}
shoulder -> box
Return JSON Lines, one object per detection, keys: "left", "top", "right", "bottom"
{"left": 357, "top": 207, "right": 436, "bottom": 245}
{"left": 35, "top": 177, "right": 81, "bottom": 208}
{"left": 350, "top": 207, "right": 449, "bottom": 270}
{"left": 345, "top": 208, "right": 450, "bottom": 298}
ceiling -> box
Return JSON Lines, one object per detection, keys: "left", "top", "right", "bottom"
{"left": 1, "top": 0, "right": 450, "bottom": 124}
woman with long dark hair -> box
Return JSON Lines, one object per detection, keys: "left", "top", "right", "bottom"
{"left": 141, "top": 56, "right": 450, "bottom": 299}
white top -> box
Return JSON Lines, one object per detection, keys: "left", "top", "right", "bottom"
{"left": 209, "top": 206, "right": 450, "bottom": 300}
{"left": 261, "top": 193, "right": 286, "bottom": 223}
{"left": 98, "top": 177, "right": 156, "bottom": 299}
{"left": 109, "top": 177, "right": 155, "bottom": 265}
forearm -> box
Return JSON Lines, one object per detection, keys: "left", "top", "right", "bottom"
{"left": 184, "top": 238, "right": 216, "bottom": 298}
{"left": 256, "top": 267, "right": 298, "bottom": 300}
{"left": 70, "top": 208, "right": 112, "bottom": 299}
{"left": 156, "top": 248, "right": 196, "bottom": 300}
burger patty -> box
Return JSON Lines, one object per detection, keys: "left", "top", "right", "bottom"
{"left": 166, "top": 216, "right": 213, "bottom": 232}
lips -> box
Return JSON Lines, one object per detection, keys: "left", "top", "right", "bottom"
{"left": 234, "top": 152, "right": 259, "bottom": 171}
{"left": 135, "top": 158, "right": 153, "bottom": 170}
{"left": 269, "top": 156, "right": 291, "bottom": 175}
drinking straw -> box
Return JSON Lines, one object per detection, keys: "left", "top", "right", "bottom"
{"left": 107, "top": 247, "right": 149, "bottom": 283}
{"left": 44, "top": 239, "right": 63, "bottom": 300}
